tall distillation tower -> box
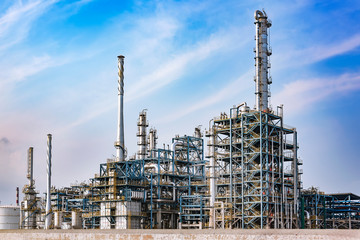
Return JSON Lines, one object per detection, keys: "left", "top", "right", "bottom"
{"left": 254, "top": 10, "right": 272, "bottom": 111}
{"left": 20, "top": 147, "right": 40, "bottom": 229}
{"left": 206, "top": 9, "right": 302, "bottom": 229}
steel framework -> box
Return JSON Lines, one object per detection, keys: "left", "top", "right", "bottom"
{"left": 206, "top": 106, "right": 301, "bottom": 229}
{"left": 301, "top": 191, "right": 360, "bottom": 229}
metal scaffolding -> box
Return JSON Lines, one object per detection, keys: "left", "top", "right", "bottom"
{"left": 301, "top": 191, "right": 360, "bottom": 229}
{"left": 206, "top": 105, "right": 301, "bottom": 229}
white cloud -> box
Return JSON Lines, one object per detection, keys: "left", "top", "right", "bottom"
{"left": 59, "top": 25, "right": 246, "bottom": 131}
{"left": 0, "top": 0, "right": 58, "bottom": 51}
{"left": 126, "top": 33, "right": 238, "bottom": 102}
{"left": 273, "top": 73, "right": 360, "bottom": 115}
{"left": 157, "top": 70, "right": 253, "bottom": 123}
{"left": 0, "top": 55, "right": 52, "bottom": 84}
{"left": 273, "top": 34, "right": 360, "bottom": 69}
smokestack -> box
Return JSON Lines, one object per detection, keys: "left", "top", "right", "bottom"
{"left": 27, "top": 147, "right": 33, "bottom": 187}
{"left": 16, "top": 187, "right": 19, "bottom": 206}
{"left": 45, "top": 134, "right": 52, "bottom": 229}
{"left": 115, "top": 55, "right": 125, "bottom": 161}
{"left": 254, "top": 10, "right": 272, "bottom": 111}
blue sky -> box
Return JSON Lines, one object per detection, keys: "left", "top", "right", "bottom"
{"left": 0, "top": 0, "right": 359, "bottom": 205}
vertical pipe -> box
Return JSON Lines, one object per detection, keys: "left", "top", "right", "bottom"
{"left": 27, "top": 147, "right": 34, "bottom": 186}
{"left": 260, "top": 112, "right": 263, "bottom": 229}
{"left": 254, "top": 10, "right": 272, "bottom": 111}
{"left": 293, "top": 129, "right": 298, "bottom": 224}
{"left": 240, "top": 114, "right": 245, "bottom": 229}
{"left": 115, "top": 55, "right": 125, "bottom": 161}
{"left": 300, "top": 197, "right": 305, "bottom": 229}
{"left": 150, "top": 173, "right": 153, "bottom": 229}
{"left": 16, "top": 187, "right": 19, "bottom": 206}
{"left": 45, "top": 134, "right": 52, "bottom": 230}
{"left": 230, "top": 108, "right": 233, "bottom": 207}
{"left": 208, "top": 120, "right": 216, "bottom": 229}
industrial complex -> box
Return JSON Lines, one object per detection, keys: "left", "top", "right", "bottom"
{"left": 0, "top": 10, "right": 359, "bottom": 231}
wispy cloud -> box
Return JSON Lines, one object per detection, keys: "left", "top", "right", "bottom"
{"left": 0, "top": 55, "right": 52, "bottom": 84}
{"left": 273, "top": 73, "right": 360, "bottom": 115}
{"left": 126, "top": 33, "right": 239, "bottom": 102}
{"left": 273, "top": 34, "right": 360, "bottom": 69}
{"left": 157, "top": 70, "right": 253, "bottom": 123}
{"left": 0, "top": 0, "right": 58, "bottom": 51}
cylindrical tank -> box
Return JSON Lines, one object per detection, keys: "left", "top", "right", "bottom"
{"left": 0, "top": 206, "right": 20, "bottom": 229}
{"left": 71, "top": 211, "right": 81, "bottom": 229}
{"left": 54, "top": 211, "right": 63, "bottom": 229}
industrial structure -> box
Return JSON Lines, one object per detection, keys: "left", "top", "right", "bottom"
{"left": 300, "top": 189, "right": 360, "bottom": 229}
{"left": 205, "top": 10, "right": 301, "bottom": 229}
{"left": 15, "top": 10, "right": 358, "bottom": 230}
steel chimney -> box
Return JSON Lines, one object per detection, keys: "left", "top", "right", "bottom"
{"left": 114, "top": 55, "right": 125, "bottom": 161}
{"left": 45, "top": 134, "right": 52, "bottom": 229}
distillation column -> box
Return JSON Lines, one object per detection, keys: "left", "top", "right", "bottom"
{"left": 148, "top": 128, "right": 157, "bottom": 158}
{"left": 137, "top": 110, "right": 148, "bottom": 159}
{"left": 207, "top": 127, "right": 216, "bottom": 228}
{"left": 45, "top": 134, "right": 52, "bottom": 229}
{"left": 115, "top": 55, "right": 126, "bottom": 161}
{"left": 21, "top": 147, "right": 38, "bottom": 229}
{"left": 254, "top": 10, "right": 272, "bottom": 111}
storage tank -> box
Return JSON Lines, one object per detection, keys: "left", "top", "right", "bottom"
{"left": 54, "top": 211, "right": 63, "bottom": 229}
{"left": 71, "top": 211, "right": 81, "bottom": 229}
{"left": 0, "top": 205, "right": 20, "bottom": 229}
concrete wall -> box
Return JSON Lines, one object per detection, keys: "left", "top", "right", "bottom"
{"left": 0, "top": 229, "right": 359, "bottom": 240}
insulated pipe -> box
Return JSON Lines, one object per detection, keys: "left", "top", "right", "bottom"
{"left": 144, "top": 163, "right": 159, "bottom": 173}
{"left": 115, "top": 55, "right": 125, "bottom": 161}
{"left": 254, "top": 10, "right": 272, "bottom": 111}
{"left": 170, "top": 141, "right": 182, "bottom": 173}
{"left": 45, "top": 134, "right": 52, "bottom": 230}
{"left": 304, "top": 210, "right": 310, "bottom": 228}
{"left": 171, "top": 141, "right": 182, "bottom": 153}
{"left": 171, "top": 182, "right": 176, "bottom": 202}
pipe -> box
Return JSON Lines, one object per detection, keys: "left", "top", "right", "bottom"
{"left": 236, "top": 102, "right": 247, "bottom": 109}
{"left": 27, "top": 147, "right": 33, "bottom": 187}
{"left": 254, "top": 9, "right": 272, "bottom": 111}
{"left": 45, "top": 134, "right": 52, "bottom": 230}
{"left": 115, "top": 55, "right": 125, "bottom": 161}
{"left": 170, "top": 141, "right": 182, "bottom": 173}
{"left": 254, "top": 10, "right": 265, "bottom": 20}
{"left": 171, "top": 141, "right": 182, "bottom": 153}
{"left": 171, "top": 183, "right": 176, "bottom": 202}
{"left": 194, "top": 127, "right": 202, "bottom": 138}
{"left": 208, "top": 119, "right": 216, "bottom": 228}
{"left": 304, "top": 210, "right": 310, "bottom": 228}
{"left": 144, "top": 163, "right": 159, "bottom": 173}
{"left": 16, "top": 187, "right": 19, "bottom": 206}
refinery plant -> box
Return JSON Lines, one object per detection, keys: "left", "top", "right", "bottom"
{"left": 1, "top": 10, "right": 357, "bottom": 230}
